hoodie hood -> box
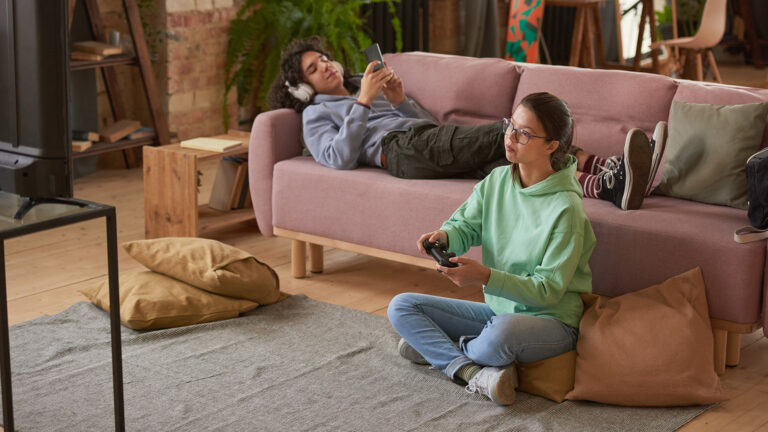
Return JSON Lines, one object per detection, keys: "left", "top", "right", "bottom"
{"left": 513, "top": 154, "right": 583, "bottom": 199}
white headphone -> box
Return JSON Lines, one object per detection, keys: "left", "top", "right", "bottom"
{"left": 285, "top": 61, "right": 344, "bottom": 103}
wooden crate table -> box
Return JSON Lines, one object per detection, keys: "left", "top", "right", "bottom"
{"left": 143, "top": 131, "right": 254, "bottom": 238}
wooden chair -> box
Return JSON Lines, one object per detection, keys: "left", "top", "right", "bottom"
{"left": 651, "top": 0, "right": 727, "bottom": 82}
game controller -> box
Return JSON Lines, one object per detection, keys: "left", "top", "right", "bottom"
{"left": 422, "top": 239, "right": 458, "bottom": 268}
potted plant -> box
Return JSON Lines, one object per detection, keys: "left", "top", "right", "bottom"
{"left": 656, "top": 0, "right": 706, "bottom": 40}
{"left": 223, "top": 0, "right": 402, "bottom": 127}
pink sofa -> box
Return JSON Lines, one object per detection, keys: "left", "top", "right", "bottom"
{"left": 249, "top": 52, "right": 768, "bottom": 373}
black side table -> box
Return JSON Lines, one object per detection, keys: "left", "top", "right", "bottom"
{"left": 0, "top": 193, "right": 124, "bottom": 432}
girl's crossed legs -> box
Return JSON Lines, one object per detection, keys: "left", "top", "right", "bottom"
{"left": 387, "top": 293, "right": 577, "bottom": 380}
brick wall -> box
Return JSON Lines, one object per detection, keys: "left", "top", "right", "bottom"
{"left": 96, "top": 0, "right": 238, "bottom": 145}
{"left": 165, "top": 0, "right": 239, "bottom": 140}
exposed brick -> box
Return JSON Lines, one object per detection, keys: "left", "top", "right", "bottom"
{"left": 167, "top": 0, "right": 196, "bottom": 13}
{"left": 196, "top": 0, "right": 214, "bottom": 11}
{"left": 168, "top": 91, "right": 194, "bottom": 112}
{"left": 167, "top": 14, "right": 185, "bottom": 28}
{"left": 213, "top": 0, "right": 234, "bottom": 9}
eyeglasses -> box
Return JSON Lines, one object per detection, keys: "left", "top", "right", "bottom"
{"left": 502, "top": 118, "right": 552, "bottom": 145}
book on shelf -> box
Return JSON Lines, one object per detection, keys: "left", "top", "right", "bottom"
{"left": 128, "top": 127, "right": 154, "bottom": 140}
{"left": 72, "top": 130, "right": 100, "bottom": 142}
{"left": 180, "top": 137, "right": 243, "bottom": 153}
{"left": 71, "top": 50, "right": 103, "bottom": 61}
{"left": 208, "top": 156, "right": 250, "bottom": 211}
{"left": 72, "top": 41, "right": 122, "bottom": 56}
{"left": 72, "top": 140, "right": 92, "bottom": 152}
{"left": 100, "top": 119, "right": 141, "bottom": 143}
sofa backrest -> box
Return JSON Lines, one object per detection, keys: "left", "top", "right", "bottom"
{"left": 383, "top": 52, "right": 521, "bottom": 125}
{"left": 512, "top": 63, "right": 678, "bottom": 158}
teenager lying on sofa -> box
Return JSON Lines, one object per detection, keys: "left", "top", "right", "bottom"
{"left": 267, "top": 37, "right": 668, "bottom": 211}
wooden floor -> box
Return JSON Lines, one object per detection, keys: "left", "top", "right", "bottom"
{"left": 4, "top": 64, "right": 768, "bottom": 430}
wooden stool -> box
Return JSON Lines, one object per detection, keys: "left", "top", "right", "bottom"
{"left": 547, "top": 0, "right": 607, "bottom": 68}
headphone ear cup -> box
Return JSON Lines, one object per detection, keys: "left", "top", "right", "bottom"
{"left": 332, "top": 61, "right": 344, "bottom": 77}
{"left": 285, "top": 81, "right": 315, "bottom": 103}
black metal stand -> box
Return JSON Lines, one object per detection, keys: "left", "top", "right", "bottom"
{"left": 0, "top": 195, "right": 124, "bottom": 432}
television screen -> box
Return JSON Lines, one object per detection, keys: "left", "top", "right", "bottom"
{"left": 0, "top": 0, "right": 72, "bottom": 200}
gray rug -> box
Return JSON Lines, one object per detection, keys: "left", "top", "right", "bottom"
{"left": 3, "top": 295, "right": 711, "bottom": 431}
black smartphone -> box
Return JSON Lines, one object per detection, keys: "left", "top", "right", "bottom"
{"left": 363, "top": 43, "right": 385, "bottom": 72}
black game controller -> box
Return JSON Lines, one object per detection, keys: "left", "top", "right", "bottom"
{"left": 422, "top": 239, "right": 458, "bottom": 268}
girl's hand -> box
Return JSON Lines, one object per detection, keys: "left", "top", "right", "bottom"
{"left": 437, "top": 257, "right": 491, "bottom": 287}
{"left": 417, "top": 230, "right": 448, "bottom": 255}
{"left": 358, "top": 61, "right": 394, "bottom": 106}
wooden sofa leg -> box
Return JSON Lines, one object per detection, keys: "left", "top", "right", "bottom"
{"left": 292, "top": 240, "right": 307, "bottom": 278}
{"left": 309, "top": 243, "right": 323, "bottom": 273}
{"left": 713, "top": 328, "right": 727, "bottom": 375}
{"left": 726, "top": 332, "right": 741, "bottom": 367}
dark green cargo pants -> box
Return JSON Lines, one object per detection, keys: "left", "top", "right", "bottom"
{"left": 380, "top": 120, "right": 508, "bottom": 179}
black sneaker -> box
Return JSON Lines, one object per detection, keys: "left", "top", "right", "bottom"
{"left": 645, "top": 121, "right": 668, "bottom": 196}
{"left": 597, "top": 128, "right": 652, "bottom": 210}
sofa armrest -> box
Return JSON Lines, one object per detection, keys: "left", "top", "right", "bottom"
{"left": 248, "top": 108, "right": 302, "bottom": 236}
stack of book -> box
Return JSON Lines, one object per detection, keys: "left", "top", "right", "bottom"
{"left": 208, "top": 156, "right": 251, "bottom": 212}
{"left": 71, "top": 41, "right": 123, "bottom": 61}
{"left": 71, "top": 130, "right": 99, "bottom": 152}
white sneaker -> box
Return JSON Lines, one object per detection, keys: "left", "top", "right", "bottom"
{"left": 646, "top": 121, "right": 668, "bottom": 196}
{"left": 465, "top": 364, "right": 518, "bottom": 405}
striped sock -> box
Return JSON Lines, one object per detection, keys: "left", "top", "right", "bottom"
{"left": 583, "top": 155, "right": 609, "bottom": 175}
{"left": 456, "top": 363, "right": 483, "bottom": 383}
{"left": 579, "top": 173, "right": 601, "bottom": 199}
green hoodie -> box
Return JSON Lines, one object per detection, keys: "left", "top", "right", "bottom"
{"left": 441, "top": 155, "right": 595, "bottom": 328}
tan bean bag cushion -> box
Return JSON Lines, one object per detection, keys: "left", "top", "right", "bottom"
{"left": 565, "top": 267, "right": 726, "bottom": 406}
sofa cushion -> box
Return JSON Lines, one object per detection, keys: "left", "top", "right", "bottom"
{"left": 584, "top": 195, "right": 765, "bottom": 324}
{"left": 656, "top": 101, "right": 768, "bottom": 210}
{"left": 512, "top": 64, "right": 678, "bottom": 158}
{"left": 80, "top": 271, "right": 260, "bottom": 331}
{"left": 123, "top": 237, "right": 282, "bottom": 305}
{"left": 383, "top": 52, "right": 521, "bottom": 126}
{"left": 272, "top": 157, "right": 483, "bottom": 261}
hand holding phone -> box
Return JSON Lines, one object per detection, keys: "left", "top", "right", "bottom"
{"left": 364, "top": 43, "right": 385, "bottom": 72}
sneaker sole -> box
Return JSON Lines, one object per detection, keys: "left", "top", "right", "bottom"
{"left": 489, "top": 365, "right": 518, "bottom": 405}
{"left": 622, "top": 129, "right": 652, "bottom": 210}
{"left": 645, "top": 122, "right": 667, "bottom": 196}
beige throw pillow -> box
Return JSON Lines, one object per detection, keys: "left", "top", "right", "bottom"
{"left": 123, "top": 237, "right": 281, "bottom": 305}
{"left": 565, "top": 267, "right": 725, "bottom": 406}
{"left": 656, "top": 101, "right": 768, "bottom": 209}
{"left": 80, "top": 271, "right": 259, "bottom": 330}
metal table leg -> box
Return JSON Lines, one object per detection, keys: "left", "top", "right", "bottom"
{"left": 0, "top": 240, "right": 14, "bottom": 432}
{"left": 106, "top": 210, "right": 125, "bottom": 432}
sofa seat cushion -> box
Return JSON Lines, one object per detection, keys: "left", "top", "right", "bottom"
{"left": 584, "top": 196, "right": 764, "bottom": 324}
{"left": 272, "top": 157, "right": 482, "bottom": 261}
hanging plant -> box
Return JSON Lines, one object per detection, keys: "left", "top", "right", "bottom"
{"left": 223, "top": 0, "right": 402, "bottom": 127}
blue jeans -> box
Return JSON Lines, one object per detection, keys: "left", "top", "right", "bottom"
{"left": 387, "top": 293, "right": 578, "bottom": 380}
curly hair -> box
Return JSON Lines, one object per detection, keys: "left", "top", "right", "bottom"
{"left": 518, "top": 92, "right": 574, "bottom": 171}
{"left": 267, "top": 36, "right": 356, "bottom": 113}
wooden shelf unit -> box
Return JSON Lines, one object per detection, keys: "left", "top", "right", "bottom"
{"left": 143, "top": 131, "right": 254, "bottom": 238}
{"left": 68, "top": 0, "right": 170, "bottom": 166}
